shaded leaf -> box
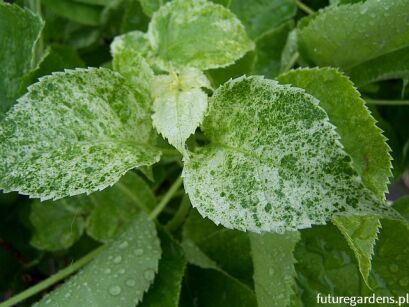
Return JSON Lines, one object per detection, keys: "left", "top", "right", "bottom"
{"left": 253, "top": 20, "right": 294, "bottom": 79}
{"left": 30, "top": 197, "right": 91, "bottom": 251}
{"left": 148, "top": 0, "right": 254, "bottom": 70}
{"left": 250, "top": 231, "right": 300, "bottom": 307}
{"left": 0, "top": 2, "right": 43, "bottom": 115}
{"left": 19, "top": 45, "right": 85, "bottom": 95}
{"left": 182, "top": 265, "right": 257, "bottom": 307}
{"left": 35, "top": 213, "right": 161, "bottom": 307}
{"left": 350, "top": 46, "right": 409, "bottom": 87}
{"left": 183, "top": 210, "right": 253, "bottom": 284}
{"left": 140, "top": 228, "right": 186, "bottom": 307}
{"left": 42, "top": 0, "right": 102, "bottom": 26}
{"left": 0, "top": 68, "right": 161, "bottom": 200}
{"left": 229, "top": 0, "right": 296, "bottom": 39}
{"left": 183, "top": 76, "right": 396, "bottom": 233}
{"left": 86, "top": 172, "right": 156, "bottom": 242}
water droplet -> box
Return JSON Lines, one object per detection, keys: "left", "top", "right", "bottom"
{"left": 109, "top": 285, "right": 121, "bottom": 296}
{"left": 399, "top": 277, "right": 409, "bottom": 287}
{"left": 45, "top": 299, "right": 52, "bottom": 304}
{"left": 126, "top": 279, "right": 136, "bottom": 287}
{"left": 269, "top": 268, "right": 275, "bottom": 276}
{"left": 119, "top": 241, "right": 128, "bottom": 249}
{"left": 113, "top": 256, "right": 122, "bottom": 264}
{"left": 119, "top": 269, "right": 125, "bottom": 274}
{"left": 389, "top": 264, "right": 399, "bottom": 273}
{"left": 104, "top": 268, "right": 111, "bottom": 274}
{"left": 64, "top": 292, "right": 71, "bottom": 299}
{"left": 144, "top": 269, "right": 155, "bottom": 281}
{"left": 135, "top": 248, "right": 144, "bottom": 256}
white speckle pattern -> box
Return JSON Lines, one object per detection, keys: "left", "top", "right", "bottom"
{"left": 183, "top": 76, "right": 398, "bottom": 233}
{"left": 0, "top": 68, "right": 161, "bottom": 200}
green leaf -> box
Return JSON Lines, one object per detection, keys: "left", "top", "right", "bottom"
{"left": 148, "top": 0, "right": 254, "bottom": 70}
{"left": 0, "top": 68, "right": 161, "bottom": 200}
{"left": 280, "top": 29, "right": 298, "bottom": 73}
{"left": 0, "top": 2, "right": 43, "bottom": 115}
{"left": 350, "top": 46, "right": 409, "bottom": 87}
{"left": 120, "top": 0, "right": 149, "bottom": 33}
{"left": 111, "top": 34, "right": 154, "bottom": 101}
{"left": 73, "top": 0, "right": 115, "bottom": 5}
{"left": 229, "top": 0, "right": 296, "bottom": 39}
{"left": 151, "top": 68, "right": 211, "bottom": 152}
{"left": 253, "top": 20, "right": 294, "bottom": 79}
{"left": 86, "top": 172, "right": 156, "bottom": 242}
{"left": 138, "top": 0, "right": 167, "bottom": 17}
{"left": 294, "top": 224, "right": 368, "bottom": 305}
{"left": 206, "top": 50, "right": 256, "bottom": 87}
{"left": 298, "top": 0, "right": 409, "bottom": 69}
{"left": 249, "top": 231, "right": 300, "bottom": 307}
{"left": 181, "top": 240, "right": 219, "bottom": 270}
{"left": 29, "top": 172, "right": 156, "bottom": 250}
{"left": 393, "top": 195, "right": 409, "bottom": 224}
{"left": 183, "top": 76, "right": 397, "bottom": 233}
{"left": 371, "top": 219, "right": 409, "bottom": 296}
{"left": 19, "top": 45, "right": 85, "bottom": 95}
{"left": 182, "top": 265, "right": 257, "bottom": 307}
{"left": 183, "top": 210, "right": 253, "bottom": 284}
{"left": 332, "top": 215, "right": 380, "bottom": 288}
{"left": 35, "top": 213, "right": 161, "bottom": 307}
{"left": 42, "top": 0, "right": 102, "bottom": 26}
{"left": 140, "top": 228, "right": 186, "bottom": 307}
{"left": 30, "top": 196, "right": 92, "bottom": 251}
{"left": 277, "top": 68, "right": 391, "bottom": 199}
{"left": 277, "top": 68, "right": 390, "bottom": 287}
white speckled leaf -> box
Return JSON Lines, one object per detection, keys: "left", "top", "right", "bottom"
{"left": 151, "top": 68, "right": 211, "bottom": 152}
{"left": 0, "top": 2, "right": 43, "bottom": 115}
{"left": 250, "top": 231, "right": 300, "bottom": 307}
{"left": 0, "top": 68, "right": 161, "bottom": 200}
{"left": 183, "top": 76, "right": 398, "bottom": 233}
{"left": 34, "top": 213, "right": 161, "bottom": 307}
{"left": 148, "top": 0, "right": 254, "bottom": 70}
{"left": 111, "top": 33, "right": 154, "bottom": 101}
{"left": 276, "top": 68, "right": 390, "bottom": 286}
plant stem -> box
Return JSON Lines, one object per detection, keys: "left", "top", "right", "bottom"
{"left": 150, "top": 176, "right": 184, "bottom": 219}
{"left": 282, "top": 52, "right": 299, "bottom": 73}
{"left": 295, "top": 0, "right": 314, "bottom": 15}
{"left": 166, "top": 195, "right": 191, "bottom": 232}
{"left": 365, "top": 99, "right": 409, "bottom": 106}
{"left": 0, "top": 246, "right": 105, "bottom": 307}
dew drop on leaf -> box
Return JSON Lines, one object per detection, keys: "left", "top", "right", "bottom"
{"left": 108, "top": 285, "right": 121, "bottom": 296}
{"left": 135, "top": 248, "right": 144, "bottom": 256}
{"left": 389, "top": 264, "right": 399, "bottom": 273}
{"left": 119, "top": 241, "right": 128, "bottom": 249}
{"left": 144, "top": 269, "right": 155, "bottom": 281}
{"left": 126, "top": 279, "right": 136, "bottom": 287}
{"left": 113, "top": 256, "right": 122, "bottom": 264}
